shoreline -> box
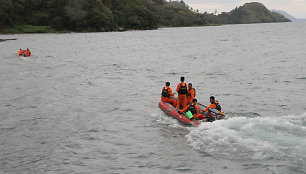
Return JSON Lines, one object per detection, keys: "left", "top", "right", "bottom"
{"left": 0, "top": 23, "right": 224, "bottom": 35}
{"left": 0, "top": 21, "right": 293, "bottom": 35}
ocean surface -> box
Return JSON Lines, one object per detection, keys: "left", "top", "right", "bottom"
{"left": 1, "top": 22, "right": 306, "bottom": 174}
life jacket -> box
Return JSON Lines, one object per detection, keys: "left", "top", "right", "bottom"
{"left": 188, "top": 103, "right": 197, "bottom": 114}
{"left": 178, "top": 83, "right": 187, "bottom": 95}
{"left": 161, "top": 87, "right": 170, "bottom": 98}
{"left": 208, "top": 101, "right": 221, "bottom": 113}
{"left": 214, "top": 101, "right": 221, "bottom": 111}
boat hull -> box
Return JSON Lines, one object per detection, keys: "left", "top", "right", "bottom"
{"left": 158, "top": 100, "right": 202, "bottom": 126}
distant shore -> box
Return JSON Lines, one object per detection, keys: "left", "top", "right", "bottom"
{"left": 1, "top": 24, "right": 222, "bottom": 34}
{"left": 1, "top": 22, "right": 293, "bottom": 35}
{"left": 0, "top": 25, "right": 68, "bottom": 34}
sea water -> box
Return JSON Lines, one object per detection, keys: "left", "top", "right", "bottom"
{"left": 0, "top": 22, "right": 306, "bottom": 174}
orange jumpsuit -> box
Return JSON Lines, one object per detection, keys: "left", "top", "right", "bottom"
{"left": 26, "top": 50, "right": 31, "bottom": 57}
{"left": 176, "top": 82, "right": 187, "bottom": 109}
{"left": 161, "top": 87, "right": 176, "bottom": 107}
{"left": 186, "top": 88, "right": 195, "bottom": 106}
{"left": 18, "top": 50, "right": 23, "bottom": 56}
{"left": 181, "top": 103, "right": 205, "bottom": 119}
{"left": 203, "top": 101, "right": 223, "bottom": 117}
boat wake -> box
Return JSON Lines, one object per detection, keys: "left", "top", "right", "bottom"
{"left": 186, "top": 113, "right": 306, "bottom": 161}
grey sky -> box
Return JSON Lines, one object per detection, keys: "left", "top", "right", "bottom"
{"left": 182, "top": 0, "right": 306, "bottom": 18}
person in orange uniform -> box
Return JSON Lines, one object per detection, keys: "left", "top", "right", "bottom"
{"left": 176, "top": 76, "right": 188, "bottom": 109}
{"left": 202, "top": 96, "right": 223, "bottom": 121}
{"left": 18, "top": 49, "right": 23, "bottom": 56}
{"left": 161, "top": 82, "right": 177, "bottom": 107}
{"left": 186, "top": 83, "right": 195, "bottom": 106}
{"left": 26, "top": 48, "right": 31, "bottom": 57}
{"left": 180, "top": 99, "right": 205, "bottom": 120}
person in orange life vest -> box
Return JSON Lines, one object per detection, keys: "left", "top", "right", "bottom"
{"left": 26, "top": 48, "right": 31, "bottom": 57}
{"left": 176, "top": 76, "right": 188, "bottom": 109}
{"left": 186, "top": 83, "right": 195, "bottom": 106}
{"left": 180, "top": 99, "right": 205, "bottom": 120}
{"left": 202, "top": 96, "right": 223, "bottom": 117}
{"left": 18, "top": 49, "right": 23, "bottom": 56}
{"left": 161, "top": 82, "right": 177, "bottom": 107}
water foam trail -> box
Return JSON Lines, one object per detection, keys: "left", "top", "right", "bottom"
{"left": 186, "top": 113, "right": 306, "bottom": 160}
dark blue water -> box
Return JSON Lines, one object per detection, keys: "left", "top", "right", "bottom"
{"left": 1, "top": 22, "right": 306, "bottom": 174}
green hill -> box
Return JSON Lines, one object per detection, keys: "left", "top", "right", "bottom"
{"left": 218, "top": 2, "right": 290, "bottom": 24}
{"left": 0, "top": 0, "right": 159, "bottom": 32}
{"left": 0, "top": 1, "right": 290, "bottom": 33}
{"left": 155, "top": 1, "right": 218, "bottom": 27}
{"left": 0, "top": 0, "right": 217, "bottom": 33}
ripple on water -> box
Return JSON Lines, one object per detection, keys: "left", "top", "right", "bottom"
{"left": 296, "top": 77, "right": 306, "bottom": 80}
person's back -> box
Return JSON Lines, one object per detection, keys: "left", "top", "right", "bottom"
{"left": 161, "top": 82, "right": 176, "bottom": 107}
{"left": 18, "top": 49, "right": 22, "bottom": 56}
{"left": 176, "top": 77, "right": 188, "bottom": 109}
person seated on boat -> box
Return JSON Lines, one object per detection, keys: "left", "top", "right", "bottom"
{"left": 18, "top": 49, "right": 23, "bottom": 56}
{"left": 176, "top": 76, "right": 188, "bottom": 109}
{"left": 26, "top": 51, "right": 31, "bottom": 57}
{"left": 26, "top": 48, "right": 31, "bottom": 57}
{"left": 202, "top": 96, "right": 223, "bottom": 121}
{"left": 161, "top": 82, "right": 177, "bottom": 107}
{"left": 186, "top": 83, "right": 196, "bottom": 106}
{"left": 180, "top": 99, "right": 205, "bottom": 120}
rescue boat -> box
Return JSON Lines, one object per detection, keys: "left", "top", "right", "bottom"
{"left": 18, "top": 50, "right": 31, "bottom": 58}
{"left": 159, "top": 98, "right": 224, "bottom": 126}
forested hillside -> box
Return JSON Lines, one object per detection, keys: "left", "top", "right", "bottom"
{"left": 0, "top": 0, "right": 158, "bottom": 32}
{"left": 218, "top": 2, "right": 290, "bottom": 24}
{"left": 0, "top": 0, "right": 290, "bottom": 33}
{"left": 0, "top": 0, "right": 217, "bottom": 33}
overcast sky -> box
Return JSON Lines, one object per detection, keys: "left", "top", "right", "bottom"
{"left": 181, "top": 0, "right": 306, "bottom": 18}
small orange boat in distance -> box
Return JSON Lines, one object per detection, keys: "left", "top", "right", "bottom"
{"left": 18, "top": 49, "right": 31, "bottom": 58}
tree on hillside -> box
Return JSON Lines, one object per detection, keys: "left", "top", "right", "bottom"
{"left": 0, "top": 0, "right": 14, "bottom": 26}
